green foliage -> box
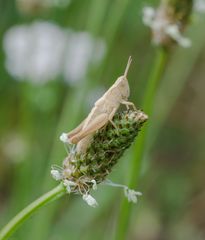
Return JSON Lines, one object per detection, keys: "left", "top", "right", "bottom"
{"left": 1, "top": 0, "right": 205, "bottom": 239}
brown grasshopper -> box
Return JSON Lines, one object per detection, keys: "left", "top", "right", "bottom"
{"left": 60, "top": 56, "right": 136, "bottom": 149}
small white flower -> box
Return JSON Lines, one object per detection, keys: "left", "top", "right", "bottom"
{"left": 165, "top": 24, "right": 192, "bottom": 48}
{"left": 82, "top": 194, "right": 98, "bottom": 207}
{"left": 103, "top": 179, "right": 142, "bottom": 204}
{"left": 142, "top": 6, "right": 156, "bottom": 26}
{"left": 124, "top": 188, "right": 142, "bottom": 203}
{"left": 63, "top": 179, "right": 76, "bottom": 193}
{"left": 59, "top": 132, "right": 69, "bottom": 143}
{"left": 91, "top": 179, "right": 97, "bottom": 190}
{"left": 51, "top": 169, "right": 62, "bottom": 181}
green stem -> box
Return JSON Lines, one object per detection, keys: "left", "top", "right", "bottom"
{"left": 0, "top": 184, "right": 66, "bottom": 240}
{"left": 115, "top": 48, "right": 168, "bottom": 240}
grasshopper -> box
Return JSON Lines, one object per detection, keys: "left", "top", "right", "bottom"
{"left": 60, "top": 56, "right": 136, "bottom": 149}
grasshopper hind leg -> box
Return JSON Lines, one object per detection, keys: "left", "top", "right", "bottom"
{"left": 67, "top": 118, "right": 87, "bottom": 138}
{"left": 69, "top": 113, "right": 108, "bottom": 144}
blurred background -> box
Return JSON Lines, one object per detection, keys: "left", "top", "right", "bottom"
{"left": 0, "top": 0, "right": 205, "bottom": 239}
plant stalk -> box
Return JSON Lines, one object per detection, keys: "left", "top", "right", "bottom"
{"left": 0, "top": 184, "right": 66, "bottom": 240}
{"left": 115, "top": 48, "right": 168, "bottom": 240}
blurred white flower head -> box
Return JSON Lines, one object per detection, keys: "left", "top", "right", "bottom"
{"left": 3, "top": 21, "right": 106, "bottom": 85}
{"left": 2, "top": 134, "right": 29, "bottom": 163}
{"left": 63, "top": 31, "right": 105, "bottom": 84}
{"left": 17, "top": 0, "right": 71, "bottom": 14}
{"left": 142, "top": 6, "right": 191, "bottom": 48}
{"left": 194, "top": 0, "right": 205, "bottom": 13}
{"left": 165, "top": 25, "right": 191, "bottom": 48}
{"left": 142, "top": 6, "right": 155, "bottom": 26}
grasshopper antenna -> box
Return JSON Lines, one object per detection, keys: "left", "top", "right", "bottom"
{"left": 124, "top": 56, "right": 132, "bottom": 78}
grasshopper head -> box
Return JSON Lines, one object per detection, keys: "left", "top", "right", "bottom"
{"left": 115, "top": 56, "right": 132, "bottom": 99}
{"left": 110, "top": 56, "right": 131, "bottom": 100}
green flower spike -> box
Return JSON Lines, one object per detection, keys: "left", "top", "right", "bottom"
{"left": 51, "top": 109, "right": 148, "bottom": 207}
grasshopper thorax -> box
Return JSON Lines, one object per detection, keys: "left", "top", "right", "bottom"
{"left": 115, "top": 75, "right": 130, "bottom": 100}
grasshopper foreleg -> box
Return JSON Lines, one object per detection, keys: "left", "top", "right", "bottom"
{"left": 108, "top": 107, "right": 119, "bottom": 134}
{"left": 121, "top": 100, "right": 136, "bottom": 110}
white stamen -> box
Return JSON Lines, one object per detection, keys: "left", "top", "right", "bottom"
{"left": 50, "top": 169, "right": 62, "bottom": 181}
{"left": 124, "top": 188, "right": 142, "bottom": 203}
{"left": 103, "top": 179, "right": 142, "bottom": 203}
{"left": 91, "top": 179, "right": 97, "bottom": 190}
{"left": 63, "top": 179, "right": 76, "bottom": 193}
{"left": 63, "top": 168, "right": 72, "bottom": 176}
{"left": 142, "top": 6, "right": 156, "bottom": 26}
{"left": 59, "top": 132, "right": 70, "bottom": 143}
{"left": 82, "top": 194, "right": 98, "bottom": 207}
{"left": 103, "top": 179, "right": 127, "bottom": 188}
{"left": 165, "top": 24, "right": 192, "bottom": 48}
